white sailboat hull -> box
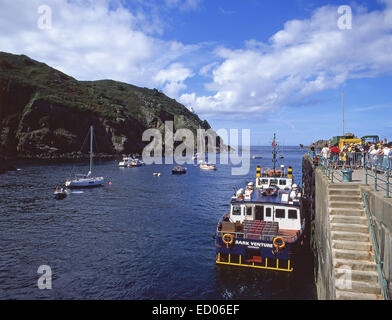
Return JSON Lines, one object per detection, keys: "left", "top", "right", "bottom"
{"left": 65, "top": 177, "right": 104, "bottom": 188}
{"left": 200, "top": 165, "right": 216, "bottom": 170}
{"left": 118, "top": 162, "right": 129, "bottom": 167}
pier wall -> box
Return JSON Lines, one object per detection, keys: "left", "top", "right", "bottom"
{"left": 360, "top": 186, "right": 392, "bottom": 295}
{"left": 302, "top": 155, "right": 334, "bottom": 299}
{"left": 302, "top": 154, "right": 392, "bottom": 299}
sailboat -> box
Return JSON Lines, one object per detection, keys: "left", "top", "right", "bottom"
{"left": 65, "top": 126, "right": 104, "bottom": 188}
{"left": 197, "top": 126, "right": 217, "bottom": 170}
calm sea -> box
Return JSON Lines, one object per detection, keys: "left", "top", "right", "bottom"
{"left": 0, "top": 146, "right": 315, "bottom": 299}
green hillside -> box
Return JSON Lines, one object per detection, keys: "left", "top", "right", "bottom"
{"left": 0, "top": 52, "right": 221, "bottom": 158}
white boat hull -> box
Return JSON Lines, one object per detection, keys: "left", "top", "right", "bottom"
{"left": 200, "top": 165, "right": 216, "bottom": 170}
{"left": 118, "top": 162, "right": 128, "bottom": 167}
{"left": 65, "top": 177, "right": 104, "bottom": 188}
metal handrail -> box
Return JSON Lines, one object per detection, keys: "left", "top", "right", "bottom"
{"left": 365, "top": 157, "right": 391, "bottom": 198}
{"left": 362, "top": 192, "right": 390, "bottom": 300}
{"left": 317, "top": 155, "right": 336, "bottom": 182}
{"left": 317, "top": 153, "right": 391, "bottom": 195}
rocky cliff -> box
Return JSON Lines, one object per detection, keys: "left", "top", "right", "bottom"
{"left": 0, "top": 52, "right": 225, "bottom": 159}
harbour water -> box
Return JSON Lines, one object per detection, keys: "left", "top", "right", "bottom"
{"left": 0, "top": 146, "right": 315, "bottom": 299}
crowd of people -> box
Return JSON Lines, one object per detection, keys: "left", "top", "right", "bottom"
{"left": 311, "top": 138, "right": 392, "bottom": 171}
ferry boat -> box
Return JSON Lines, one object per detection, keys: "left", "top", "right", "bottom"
{"left": 214, "top": 134, "right": 305, "bottom": 272}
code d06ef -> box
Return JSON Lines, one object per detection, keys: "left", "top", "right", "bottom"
{"left": 196, "top": 305, "right": 239, "bottom": 315}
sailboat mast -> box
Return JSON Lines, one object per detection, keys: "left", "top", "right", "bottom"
{"left": 90, "top": 126, "right": 93, "bottom": 173}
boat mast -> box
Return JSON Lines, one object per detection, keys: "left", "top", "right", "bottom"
{"left": 90, "top": 126, "right": 93, "bottom": 173}
{"left": 272, "top": 133, "right": 277, "bottom": 173}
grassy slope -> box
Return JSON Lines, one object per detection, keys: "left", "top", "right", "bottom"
{"left": 0, "top": 51, "right": 209, "bottom": 132}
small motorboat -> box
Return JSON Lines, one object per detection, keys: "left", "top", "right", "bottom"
{"left": 119, "top": 156, "right": 134, "bottom": 167}
{"left": 153, "top": 173, "right": 161, "bottom": 176}
{"left": 280, "top": 155, "right": 284, "bottom": 159}
{"left": 200, "top": 162, "right": 217, "bottom": 170}
{"left": 252, "top": 155, "right": 262, "bottom": 159}
{"left": 54, "top": 187, "right": 67, "bottom": 200}
{"left": 128, "top": 159, "right": 144, "bottom": 167}
{"left": 172, "top": 166, "right": 187, "bottom": 175}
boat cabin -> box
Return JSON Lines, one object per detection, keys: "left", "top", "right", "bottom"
{"left": 229, "top": 203, "right": 301, "bottom": 231}
{"left": 229, "top": 188, "right": 302, "bottom": 231}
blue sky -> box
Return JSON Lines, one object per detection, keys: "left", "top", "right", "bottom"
{"left": 1, "top": 0, "right": 391, "bottom": 145}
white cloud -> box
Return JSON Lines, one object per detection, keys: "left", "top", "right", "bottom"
{"left": 0, "top": 0, "right": 199, "bottom": 89}
{"left": 2, "top": 0, "right": 392, "bottom": 121}
{"left": 154, "top": 63, "right": 194, "bottom": 83}
{"left": 154, "top": 63, "right": 194, "bottom": 98}
{"left": 199, "top": 62, "right": 219, "bottom": 77}
{"left": 181, "top": 2, "right": 392, "bottom": 118}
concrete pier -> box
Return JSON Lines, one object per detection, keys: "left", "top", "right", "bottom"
{"left": 302, "top": 154, "right": 391, "bottom": 300}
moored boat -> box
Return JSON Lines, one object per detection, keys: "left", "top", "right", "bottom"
{"left": 172, "top": 166, "right": 187, "bottom": 175}
{"left": 119, "top": 156, "right": 134, "bottom": 167}
{"left": 214, "top": 134, "right": 305, "bottom": 272}
{"left": 128, "top": 158, "right": 144, "bottom": 167}
{"left": 200, "top": 162, "right": 217, "bottom": 170}
{"left": 65, "top": 126, "right": 104, "bottom": 188}
{"left": 54, "top": 187, "right": 67, "bottom": 200}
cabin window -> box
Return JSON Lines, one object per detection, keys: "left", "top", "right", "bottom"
{"left": 265, "top": 207, "right": 271, "bottom": 217}
{"left": 288, "top": 209, "right": 298, "bottom": 219}
{"left": 270, "top": 179, "right": 278, "bottom": 186}
{"left": 275, "top": 208, "right": 285, "bottom": 219}
{"left": 246, "top": 207, "right": 252, "bottom": 216}
{"left": 261, "top": 179, "right": 269, "bottom": 184}
{"left": 279, "top": 180, "right": 286, "bottom": 185}
{"left": 255, "top": 206, "right": 264, "bottom": 220}
{"left": 232, "top": 206, "right": 241, "bottom": 216}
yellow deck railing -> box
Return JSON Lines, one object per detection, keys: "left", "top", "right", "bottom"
{"left": 216, "top": 253, "right": 293, "bottom": 272}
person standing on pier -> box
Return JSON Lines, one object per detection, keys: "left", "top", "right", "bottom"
{"left": 320, "top": 144, "right": 330, "bottom": 164}
{"left": 330, "top": 144, "right": 340, "bottom": 169}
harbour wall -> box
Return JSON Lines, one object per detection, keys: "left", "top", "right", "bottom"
{"left": 361, "top": 185, "right": 392, "bottom": 296}
{"left": 302, "top": 154, "right": 392, "bottom": 299}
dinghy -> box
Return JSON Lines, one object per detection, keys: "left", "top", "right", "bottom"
{"left": 54, "top": 187, "right": 67, "bottom": 200}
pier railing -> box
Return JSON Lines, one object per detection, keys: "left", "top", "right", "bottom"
{"left": 363, "top": 192, "right": 390, "bottom": 300}
{"left": 316, "top": 153, "right": 391, "bottom": 197}
{"left": 365, "top": 158, "right": 391, "bottom": 198}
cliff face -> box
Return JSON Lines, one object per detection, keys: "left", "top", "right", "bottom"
{"left": 0, "top": 52, "right": 224, "bottom": 158}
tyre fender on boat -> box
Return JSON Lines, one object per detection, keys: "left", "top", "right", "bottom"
{"left": 222, "top": 233, "right": 235, "bottom": 248}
